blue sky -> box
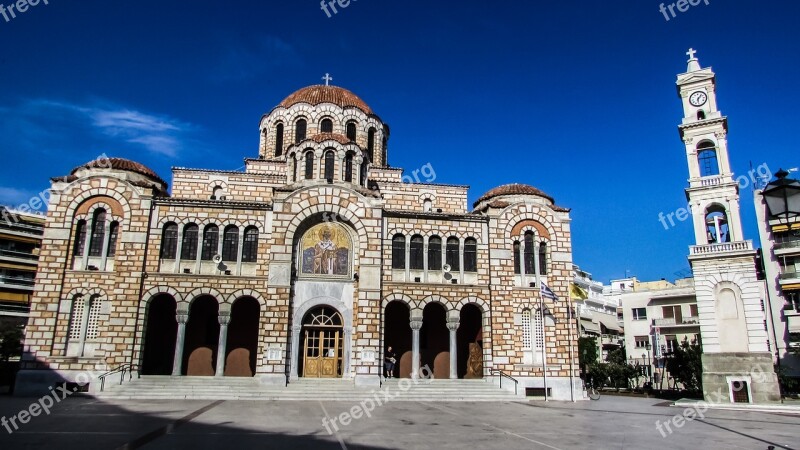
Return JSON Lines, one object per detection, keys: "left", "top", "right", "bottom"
{"left": 0, "top": 1, "right": 798, "bottom": 284}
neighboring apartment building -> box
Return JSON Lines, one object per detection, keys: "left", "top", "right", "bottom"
{"left": 754, "top": 169, "right": 800, "bottom": 379}
{"left": 620, "top": 277, "right": 699, "bottom": 388}
{"left": 572, "top": 266, "right": 622, "bottom": 361}
{"left": 0, "top": 207, "right": 44, "bottom": 330}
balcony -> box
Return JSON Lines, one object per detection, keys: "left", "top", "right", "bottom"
{"left": 654, "top": 316, "right": 700, "bottom": 327}
{"left": 779, "top": 271, "right": 800, "bottom": 284}
{"left": 0, "top": 220, "right": 43, "bottom": 237}
{"left": 0, "top": 275, "right": 35, "bottom": 290}
{"left": 601, "top": 334, "right": 622, "bottom": 346}
{"left": 689, "top": 240, "right": 754, "bottom": 258}
{"left": 774, "top": 240, "right": 800, "bottom": 256}
{"left": 0, "top": 249, "right": 39, "bottom": 264}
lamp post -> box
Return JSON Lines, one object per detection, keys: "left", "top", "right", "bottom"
{"left": 644, "top": 342, "right": 653, "bottom": 385}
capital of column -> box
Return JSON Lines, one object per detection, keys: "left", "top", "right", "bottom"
{"left": 176, "top": 313, "right": 189, "bottom": 324}
{"left": 446, "top": 321, "right": 460, "bottom": 331}
{"left": 410, "top": 320, "right": 423, "bottom": 331}
{"left": 218, "top": 313, "right": 232, "bottom": 325}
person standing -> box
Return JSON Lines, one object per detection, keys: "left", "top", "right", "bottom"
{"left": 384, "top": 346, "right": 396, "bottom": 379}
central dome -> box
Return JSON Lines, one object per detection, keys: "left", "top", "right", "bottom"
{"left": 279, "top": 85, "right": 373, "bottom": 114}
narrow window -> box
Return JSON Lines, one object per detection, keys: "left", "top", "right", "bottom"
{"left": 344, "top": 152, "right": 354, "bottom": 182}
{"left": 367, "top": 128, "right": 376, "bottom": 163}
{"left": 464, "top": 238, "right": 477, "bottom": 272}
{"left": 295, "top": 119, "right": 307, "bottom": 143}
{"left": 423, "top": 199, "right": 432, "bottom": 212}
{"left": 222, "top": 226, "right": 239, "bottom": 262}
{"left": 73, "top": 220, "right": 87, "bottom": 258}
{"left": 321, "top": 118, "right": 333, "bottom": 133}
{"left": 275, "top": 123, "right": 284, "bottom": 157}
{"left": 538, "top": 241, "right": 547, "bottom": 275}
{"left": 428, "top": 236, "right": 442, "bottom": 270}
{"left": 410, "top": 235, "right": 424, "bottom": 270}
{"left": 522, "top": 308, "right": 532, "bottom": 349}
{"left": 346, "top": 122, "right": 357, "bottom": 141}
{"left": 88, "top": 209, "right": 107, "bottom": 257}
{"left": 201, "top": 224, "right": 219, "bottom": 260}
{"left": 697, "top": 110, "right": 706, "bottom": 120}
{"left": 446, "top": 237, "right": 460, "bottom": 271}
{"left": 324, "top": 150, "right": 335, "bottom": 180}
{"left": 392, "top": 234, "right": 406, "bottom": 269}
{"left": 181, "top": 224, "right": 199, "bottom": 260}
{"left": 85, "top": 296, "right": 102, "bottom": 340}
{"left": 107, "top": 222, "right": 119, "bottom": 257}
{"left": 360, "top": 158, "right": 368, "bottom": 185}
{"left": 513, "top": 241, "right": 521, "bottom": 274}
{"left": 68, "top": 295, "right": 86, "bottom": 341}
{"left": 241, "top": 226, "right": 259, "bottom": 263}
{"left": 523, "top": 231, "right": 535, "bottom": 274}
{"left": 305, "top": 151, "right": 314, "bottom": 180}
{"left": 160, "top": 222, "right": 178, "bottom": 259}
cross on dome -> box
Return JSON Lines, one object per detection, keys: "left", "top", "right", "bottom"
{"left": 322, "top": 73, "right": 333, "bottom": 86}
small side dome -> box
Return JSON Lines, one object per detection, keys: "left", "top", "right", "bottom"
{"left": 279, "top": 85, "right": 373, "bottom": 115}
{"left": 474, "top": 183, "right": 555, "bottom": 208}
{"left": 68, "top": 157, "right": 168, "bottom": 192}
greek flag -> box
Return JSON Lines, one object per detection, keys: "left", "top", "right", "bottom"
{"left": 541, "top": 283, "right": 560, "bottom": 302}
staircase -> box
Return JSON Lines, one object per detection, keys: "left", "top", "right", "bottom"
{"left": 93, "top": 376, "right": 521, "bottom": 402}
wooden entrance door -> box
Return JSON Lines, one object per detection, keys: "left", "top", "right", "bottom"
{"left": 303, "top": 328, "right": 341, "bottom": 378}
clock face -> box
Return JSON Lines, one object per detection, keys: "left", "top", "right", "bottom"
{"left": 690, "top": 91, "right": 708, "bottom": 107}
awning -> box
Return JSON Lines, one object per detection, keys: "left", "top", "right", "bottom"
{"left": 580, "top": 319, "right": 601, "bottom": 334}
{"left": 596, "top": 315, "right": 623, "bottom": 332}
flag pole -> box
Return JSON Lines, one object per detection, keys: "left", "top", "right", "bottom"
{"left": 567, "top": 287, "right": 577, "bottom": 402}
{"left": 535, "top": 243, "right": 548, "bottom": 402}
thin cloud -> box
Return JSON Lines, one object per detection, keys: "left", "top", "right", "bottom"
{"left": 0, "top": 187, "right": 39, "bottom": 208}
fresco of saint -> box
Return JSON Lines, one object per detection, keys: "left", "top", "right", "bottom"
{"left": 301, "top": 223, "right": 351, "bottom": 276}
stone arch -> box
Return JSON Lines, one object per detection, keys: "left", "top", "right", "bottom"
{"left": 456, "top": 296, "right": 489, "bottom": 313}
{"left": 420, "top": 295, "right": 453, "bottom": 311}
{"left": 227, "top": 289, "right": 268, "bottom": 307}
{"left": 185, "top": 287, "right": 225, "bottom": 307}
{"left": 382, "top": 293, "right": 413, "bottom": 309}
{"left": 66, "top": 185, "right": 133, "bottom": 219}
{"left": 142, "top": 286, "right": 183, "bottom": 305}
{"left": 502, "top": 206, "right": 558, "bottom": 246}
{"left": 63, "top": 287, "right": 109, "bottom": 301}
{"left": 284, "top": 190, "right": 369, "bottom": 251}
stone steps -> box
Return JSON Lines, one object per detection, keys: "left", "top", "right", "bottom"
{"left": 93, "top": 376, "right": 522, "bottom": 402}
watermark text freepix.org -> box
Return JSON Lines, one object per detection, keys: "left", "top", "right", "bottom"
{"left": 659, "top": 0, "right": 710, "bottom": 22}
{"left": 0, "top": 0, "right": 49, "bottom": 23}
{"left": 320, "top": 0, "right": 357, "bottom": 18}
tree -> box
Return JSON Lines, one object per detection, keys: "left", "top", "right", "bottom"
{"left": 578, "top": 336, "right": 598, "bottom": 374}
{"left": 0, "top": 321, "right": 24, "bottom": 362}
{"left": 665, "top": 338, "right": 703, "bottom": 394}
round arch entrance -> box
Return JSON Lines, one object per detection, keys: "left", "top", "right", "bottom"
{"left": 141, "top": 294, "right": 178, "bottom": 375}
{"left": 457, "top": 304, "right": 483, "bottom": 379}
{"left": 384, "top": 301, "right": 412, "bottom": 378}
{"left": 299, "top": 306, "right": 344, "bottom": 378}
{"left": 183, "top": 295, "right": 220, "bottom": 376}
{"left": 224, "top": 297, "right": 260, "bottom": 377}
{"left": 421, "top": 302, "right": 449, "bottom": 379}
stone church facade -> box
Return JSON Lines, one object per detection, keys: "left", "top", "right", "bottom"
{"left": 17, "top": 84, "right": 579, "bottom": 399}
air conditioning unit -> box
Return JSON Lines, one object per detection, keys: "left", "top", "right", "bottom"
{"left": 451, "top": 279, "right": 458, "bottom": 284}
{"left": 183, "top": 268, "right": 191, "bottom": 274}
{"left": 529, "top": 281, "right": 536, "bottom": 287}
{"left": 436, "top": 208, "right": 443, "bottom": 213}
{"left": 224, "top": 270, "right": 232, "bottom": 275}
{"left": 87, "top": 265, "right": 99, "bottom": 271}
{"left": 414, "top": 277, "right": 421, "bottom": 283}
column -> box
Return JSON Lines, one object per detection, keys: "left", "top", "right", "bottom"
{"left": 458, "top": 239, "right": 464, "bottom": 284}
{"left": 410, "top": 319, "right": 423, "bottom": 379}
{"left": 447, "top": 320, "right": 459, "bottom": 379}
{"left": 174, "top": 228, "right": 183, "bottom": 274}
{"left": 343, "top": 327, "right": 353, "bottom": 378}
{"left": 215, "top": 313, "right": 231, "bottom": 377}
{"left": 235, "top": 232, "right": 244, "bottom": 276}
{"left": 423, "top": 237, "right": 429, "bottom": 283}
{"left": 405, "top": 236, "right": 411, "bottom": 282}
{"left": 172, "top": 313, "right": 189, "bottom": 376}
{"left": 290, "top": 325, "right": 302, "bottom": 379}
{"left": 99, "top": 221, "right": 112, "bottom": 271}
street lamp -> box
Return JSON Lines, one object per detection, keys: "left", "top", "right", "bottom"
{"left": 644, "top": 342, "right": 653, "bottom": 385}
{"left": 763, "top": 169, "right": 800, "bottom": 228}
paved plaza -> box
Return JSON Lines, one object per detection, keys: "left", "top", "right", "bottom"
{"left": 0, "top": 395, "right": 797, "bottom": 449}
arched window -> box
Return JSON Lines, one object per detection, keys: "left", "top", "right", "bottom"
{"left": 697, "top": 110, "right": 706, "bottom": 120}
{"left": 360, "top": 157, "right": 368, "bottom": 186}
{"left": 538, "top": 241, "right": 548, "bottom": 275}
{"left": 446, "top": 237, "right": 460, "bottom": 271}
{"left": 523, "top": 231, "right": 535, "bottom": 274}
{"left": 423, "top": 199, "right": 432, "bottom": 212}
{"left": 344, "top": 152, "right": 354, "bottom": 182}
{"left": 275, "top": 123, "right": 284, "bottom": 157}
{"left": 321, "top": 118, "right": 333, "bottom": 133}
{"left": 367, "top": 128, "right": 376, "bottom": 163}
{"left": 513, "top": 241, "right": 521, "bottom": 274}
{"left": 181, "top": 224, "right": 199, "bottom": 260}
{"left": 85, "top": 295, "right": 102, "bottom": 340}
{"left": 410, "top": 235, "right": 424, "bottom": 270}
{"left": 346, "top": 122, "right": 357, "bottom": 141}
{"left": 201, "top": 224, "right": 219, "bottom": 260}
{"left": 705, "top": 205, "right": 730, "bottom": 243}
{"left": 464, "top": 238, "right": 477, "bottom": 272}
{"left": 324, "top": 150, "right": 335, "bottom": 180}
{"left": 68, "top": 295, "right": 86, "bottom": 342}
{"left": 295, "top": 118, "right": 307, "bottom": 143}
{"left": 107, "top": 222, "right": 119, "bottom": 257}
{"left": 242, "top": 226, "right": 259, "bottom": 263}
{"left": 73, "top": 220, "right": 87, "bottom": 258}
{"left": 222, "top": 226, "right": 239, "bottom": 262}
{"left": 88, "top": 209, "right": 107, "bottom": 257}
{"left": 392, "top": 234, "right": 406, "bottom": 269}
{"left": 697, "top": 141, "right": 719, "bottom": 177}
{"left": 305, "top": 151, "right": 314, "bottom": 180}
{"left": 160, "top": 222, "right": 178, "bottom": 259}
{"left": 428, "top": 236, "right": 442, "bottom": 270}
{"left": 211, "top": 186, "right": 223, "bottom": 200}
{"left": 291, "top": 154, "right": 298, "bottom": 182}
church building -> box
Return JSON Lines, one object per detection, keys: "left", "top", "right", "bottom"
{"left": 16, "top": 81, "right": 580, "bottom": 399}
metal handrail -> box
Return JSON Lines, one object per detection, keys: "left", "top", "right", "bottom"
{"left": 490, "top": 369, "right": 519, "bottom": 395}
{"left": 98, "top": 363, "right": 139, "bottom": 391}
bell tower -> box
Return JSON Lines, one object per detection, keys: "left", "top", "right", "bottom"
{"left": 676, "top": 49, "right": 780, "bottom": 404}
